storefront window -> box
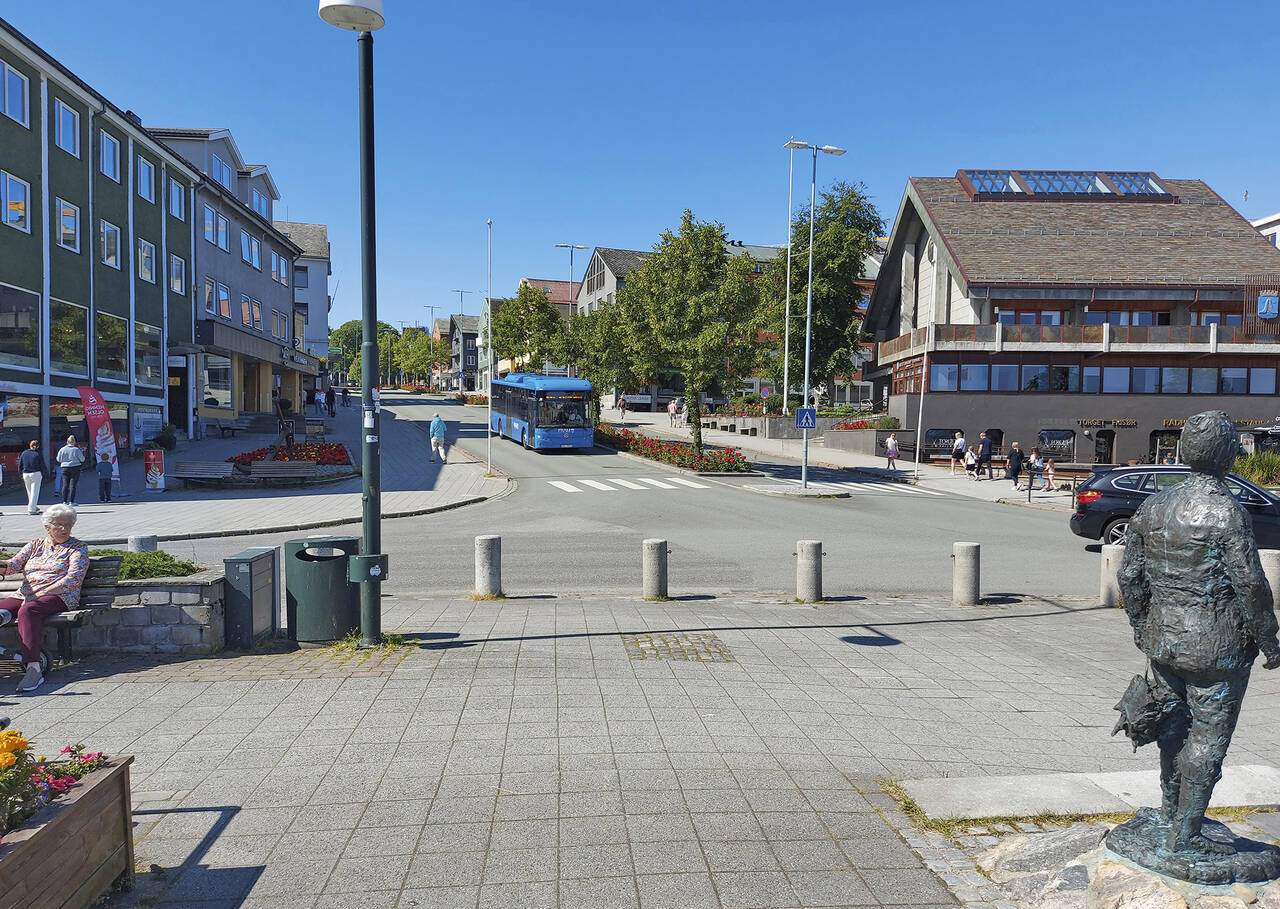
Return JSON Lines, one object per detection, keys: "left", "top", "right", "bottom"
{"left": 0, "top": 284, "right": 40, "bottom": 369}
{"left": 50, "top": 298, "right": 87, "bottom": 376}
{"left": 1021, "top": 365, "right": 1048, "bottom": 391}
{"left": 991, "top": 364, "right": 1019, "bottom": 391}
{"left": 1132, "top": 367, "right": 1159, "bottom": 394}
{"left": 1191, "top": 368, "right": 1217, "bottom": 394}
{"left": 1102, "top": 367, "right": 1129, "bottom": 393}
{"left": 1250, "top": 368, "right": 1276, "bottom": 395}
{"left": 1161, "top": 367, "right": 1188, "bottom": 394}
{"left": 201, "top": 354, "right": 232, "bottom": 409}
{"left": 52, "top": 396, "right": 128, "bottom": 463}
{"left": 135, "top": 323, "right": 163, "bottom": 386}
{"left": 930, "top": 363, "right": 958, "bottom": 391}
{"left": 1050, "top": 365, "right": 1080, "bottom": 392}
{"left": 1221, "top": 368, "right": 1248, "bottom": 395}
{"left": 1038, "top": 429, "right": 1076, "bottom": 460}
{"left": 1084, "top": 366, "right": 1101, "bottom": 393}
{"left": 959, "top": 364, "right": 988, "bottom": 391}
{"left": 0, "top": 394, "right": 40, "bottom": 479}
{"left": 925, "top": 429, "right": 961, "bottom": 455}
{"left": 95, "top": 311, "right": 128, "bottom": 383}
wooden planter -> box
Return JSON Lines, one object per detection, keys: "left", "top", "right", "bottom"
{"left": 0, "top": 756, "right": 134, "bottom": 909}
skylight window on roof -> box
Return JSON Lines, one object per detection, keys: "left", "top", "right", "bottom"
{"left": 965, "top": 170, "right": 1022, "bottom": 193}
{"left": 1104, "top": 172, "right": 1169, "bottom": 195}
{"left": 1019, "top": 171, "right": 1111, "bottom": 194}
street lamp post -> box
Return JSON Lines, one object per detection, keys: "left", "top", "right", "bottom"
{"left": 422, "top": 304, "right": 438, "bottom": 389}
{"left": 784, "top": 140, "right": 846, "bottom": 489}
{"left": 486, "top": 220, "right": 493, "bottom": 474}
{"left": 555, "top": 243, "right": 587, "bottom": 378}
{"left": 319, "top": 0, "right": 388, "bottom": 647}
{"left": 450, "top": 289, "right": 474, "bottom": 314}
{"left": 782, "top": 140, "right": 796, "bottom": 416}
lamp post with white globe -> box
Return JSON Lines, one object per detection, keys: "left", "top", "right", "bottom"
{"left": 318, "top": 0, "right": 388, "bottom": 646}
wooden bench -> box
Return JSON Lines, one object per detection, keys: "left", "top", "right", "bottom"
{"left": 170, "top": 462, "right": 235, "bottom": 484}
{"left": 0, "top": 554, "right": 123, "bottom": 662}
{"left": 245, "top": 461, "right": 318, "bottom": 483}
{"left": 206, "top": 417, "right": 252, "bottom": 437}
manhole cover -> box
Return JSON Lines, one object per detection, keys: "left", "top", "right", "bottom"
{"left": 621, "top": 631, "right": 735, "bottom": 662}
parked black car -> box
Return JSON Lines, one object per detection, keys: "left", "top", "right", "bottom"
{"left": 1070, "top": 465, "right": 1280, "bottom": 547}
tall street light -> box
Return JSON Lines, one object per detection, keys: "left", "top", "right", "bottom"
{"left": 555, "top": 243, "right": 587, "bottom": 316}
{"left": 450, "top": 289, "right": 474, "bottom": 314}
{"left": 486, "top": 220, "right": 493, "bottom": 474}
{"left": 784, "top": 140, "right": 846, "bottom": 489}
{"left": 781, "top": 140, "right": 797, "bottom": 416}
{"left": 318, "top": 0, "right": 387, "bottom": 647}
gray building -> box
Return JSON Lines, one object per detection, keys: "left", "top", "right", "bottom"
{"left": 148, "top": 128, "right": 317, "bottom": 428}
{"left": 449, "top": 314, "right": 479, "bottom": 391}
{"left": 274, "top": 221, "right": 332, "bottom": 382}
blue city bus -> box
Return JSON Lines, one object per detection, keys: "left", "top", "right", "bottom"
{"left": 490, "top": 373, "right": 594, "bottom": 450}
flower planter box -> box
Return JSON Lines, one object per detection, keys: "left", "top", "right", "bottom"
{"left": 0, "top": 756, "right": 134, "bottom": 908}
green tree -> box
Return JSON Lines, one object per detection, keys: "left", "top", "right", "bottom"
{"left": 761, "top": 180, "right": 883, "bottom": 405}
{"left": 490, "top": 284, "right": 564, "bottom": 372}
{"left": 618, "top": 210, "right": 765, "bottom": 451}
{"left": 330, "top": 319, "right": 397, "bottom": 382}
{"left": 558, "top": 306, "right": 646, "bottom": 425}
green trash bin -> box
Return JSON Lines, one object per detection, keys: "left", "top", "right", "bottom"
{"left": 285, "top": 536, "right": 360, "bottom": 643}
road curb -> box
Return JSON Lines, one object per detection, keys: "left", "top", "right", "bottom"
{"left": 995, "top": 497, "right": 1074, "bottom": 513}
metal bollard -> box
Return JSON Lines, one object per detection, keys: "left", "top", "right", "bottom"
{"left": 1261, "top": 549, "right": 1280, "bottom": 612}
{"left": 643, "top": 539, "right": 668, "bottom": 599}
{"left": 796, "top": 540, "right": 823, "bottom": 602}
{"left": 1100, "top": 543, "right": 1125, "bottom": 607}
{"left": 128, "top": 535, "right": 158, "bottom": 553}
{"left": 475, "top": 535, "right": 502, "bottom": 597}
{"left": 952, "top": 542, "right": 980, "bottom": 606}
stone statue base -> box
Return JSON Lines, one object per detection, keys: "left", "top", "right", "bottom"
{"left": 1106, "top": 810, "right": 1280, "bottom": 884}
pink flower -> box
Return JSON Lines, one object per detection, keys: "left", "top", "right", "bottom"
{"left": 60, "top": 746, "right": 72, "bottom": 754}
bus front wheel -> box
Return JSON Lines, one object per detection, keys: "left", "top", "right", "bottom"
{"left": 523, "top": 430, "right": 530, "bottom": 450}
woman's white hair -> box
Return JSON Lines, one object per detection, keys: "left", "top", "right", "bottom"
{"left": 43, "top": 503, "right": 77, "bottom": 527}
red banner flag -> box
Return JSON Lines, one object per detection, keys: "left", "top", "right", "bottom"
{"left": 76, "top": 386, "right": 119, "bottom": 480}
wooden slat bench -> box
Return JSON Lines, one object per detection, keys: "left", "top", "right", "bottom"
{"left": 170, "top": 462, "right": 235, "bottom": 484}
{"left": 245, "top": 461, "right": 318, "bottom": 484}
{"left": 206, "top": 417, "right": 253, "bottom": 438}
{"left": 0, "top": 554, "right": 123, "bottom": 662}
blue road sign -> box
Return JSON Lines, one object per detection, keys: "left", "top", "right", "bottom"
{"left": 760, "top": 387, "right": 770, "bottom": 398}
{"left": 795, "top": 407, "right": 817, "bottom": 430}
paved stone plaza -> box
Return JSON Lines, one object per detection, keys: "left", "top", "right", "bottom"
{"left": 5, "top": 592, "right": 1279, "bottom": 907}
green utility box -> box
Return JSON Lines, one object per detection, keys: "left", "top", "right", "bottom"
{"left": 284, "top": 536, "right": 360, "bottom": 643}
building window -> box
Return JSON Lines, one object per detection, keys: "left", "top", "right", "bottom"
{"left": 1038, "top": 429, "right": 1076, "bottom": 460}
{"left": 929, "top": 364, "right": 958, "bottom": 391}
{"left": 1102, "top": 367, "right": 1129, "bottom": 394}
{"left": 1021, "top": 364, "right": 1048, "bottom": 391}
{"left": 135, "top": 323, "right": 163, "bottom": 386}
{"left": 54, "top": 99, "right": 78, "bottom": 156}
{"left": 959, "top": 364, "right": 988, "bottom": 391}
{"left": 217, "top": 282, "right": 230, "bottom": 318}
{"left": 1, "top": 171, "right": 29, "bottom": 232}
{"left": 1197, "top": 311, "right": 1222, "bottom": 326}
{"left": 1131, "top": 367, "right": 1159, "bottom": 393}
{"left": 0, "top": 284, "right": 40, "bottom": 369}
{"left": 1221, "top": 367, "right": 1248, "bottom": 395}
{"left": 1050, "top": 365, "right": 1080, "bottom": 392}
{"left": 95, "top": 311, "right": 129, "bottom": 383}
{"left": 251, "top": 300, "right": 262, "bottom": 330}
{"left": 136, "top": 156, "right": 155, "bottom": 202}
{"left": 991, "top": 364, "right": 1019, "bottom": 391}
{"left": 169, "top": 254, "right": 184, "bottom": 294}
{"left": 1, "top": 61, "right": 28, "bottom": 126}
{"left": 1224, "top": 313, "right": 1244, "bottom": 327}
{"left": 240, "top": 294, "right": 252, "bottom": 325}
{"left": 100, "top": 130, "right": 119, "bottom": 181}
{"left": 50, "top": 298, "right": 88, "bottom": 376}
{"left": 251, "top": 188, "right": 268, "bottom": 218}
{"left": 1250, "top": 368, "right": 1276, "bottom": 395}
{"left": 201, "top": 354, "right": 232, "bottom": 408}
{"left": 204, "top": 205, "right": 216, "bottom": 244}
{"left": 204, "top": 277, "right": 216, "bottom": 313}
{"left": 100, "top": 220, "right": 121, "bottom": 269}
{"left": 137, "top": 238, "right": 156, "bottom": 283}
{"left": 168, "top": 177, "right": 184, "bottom": 220}
{"left": 294, "top": 265, "right": 309, "bottom": 288}
{"left": 270, "top": 251, "right": 279, "bottom": 282}
{"left": 55, "top": 198, "right": 79, "bottom": 252}
{"left": 279, "top": 257, "right": 288, "bottom": 286}
{"left": 1083, "top": 366, "right": 1101, "bottom": 393}
{"left": 212, "top": 154, "right": 232, "bottom": 188}
{"left": 216, "top": 214, "right": 229, "bottom": 251}
{"left": 1191, "top": 367, "right": 1217, "bottom": 394}
{"left": 240, "top": 231, "right": 261, "bottom": 269}
{"left": 1161, "top": 367, "right": 1188, "bottom": 394}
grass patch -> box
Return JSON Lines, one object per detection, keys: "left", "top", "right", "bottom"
{"left": 86, "top": 549, "right": 203, "bottom": 580}
{"left": 329, "top": 630, "right": 407, "bottom": 654}
{"left": 471, "top": 592, "right": 505, "bottom": 600}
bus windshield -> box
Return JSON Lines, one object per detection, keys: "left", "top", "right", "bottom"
{"left": 537, "top": 392, "right": 587, "bottom": 428}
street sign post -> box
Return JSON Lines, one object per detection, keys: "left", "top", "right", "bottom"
{"left": 761, "top": 387, "right": 770, "bottom": 399}
{"left": 795, "top": 408, "right": 817, "bottom": 430}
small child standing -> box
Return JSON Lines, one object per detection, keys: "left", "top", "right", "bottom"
{"left": 964, "top": 445, "right": 978, "bottom": 480}
{"left": 1044, "top": 459, "right": 1057, "bottom": 492}
{"left": 96, "top": 453, "right": 114, "bottom": 502}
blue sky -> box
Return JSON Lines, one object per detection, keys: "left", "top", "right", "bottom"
{"left": 9, "top": 1, "right": 1280, "bottom": 330}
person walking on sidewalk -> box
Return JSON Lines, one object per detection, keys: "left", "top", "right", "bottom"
{"left": 95, "top": 453, "right": 114, "bottom": 502}
{"left": 1006, "top": 441, "right": 1026, "bottom": 489}
{"left": 618, "top": 396, "right": 627, "bottom": 422}
{"left": 430, "top": 413, "right": 448, "bottom": 464}
{"left": 884, "top": 432, "right": 900, "bottom": 471}
{"left": 976, "top": 431, "right": 994, "bottom": 481}
{"left": 55, "top": 436, "right": 85, "bottom": 505}
{"left": 325, "top": 386, "right": 336, "bottom": 418}
{"left": 1043, "top": 459, "right": 1057, "bottom": 492}
{"left": 19, "top": 440, "right": 47, "bottom": 515}
{"left": 964, "top": 445, "right": 978, "bottom": 480}
{"left": 342, "top": 387, "right": 351, "bottom": 407}
{"left": 950, "top": 431, "right": 966, "bottom": 475}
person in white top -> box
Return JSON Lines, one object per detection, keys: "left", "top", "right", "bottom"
{"left": 950, "top": 431, "right": 967, "bottom": 474}
{"left": 55, "top": 436, "right": 86, "bottom": 506}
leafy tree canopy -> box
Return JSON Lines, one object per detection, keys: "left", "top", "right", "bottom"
{"left": 490, "top": 283, "right": 564, "bottom": 372}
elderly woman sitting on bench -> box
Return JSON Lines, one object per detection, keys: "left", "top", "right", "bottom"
{"left": 0, "top": 503, "right": 89, "bottom": 693}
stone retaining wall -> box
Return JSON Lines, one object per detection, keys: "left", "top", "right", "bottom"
{"left": 44, "top": 570, "right": 227, "bottom": 656}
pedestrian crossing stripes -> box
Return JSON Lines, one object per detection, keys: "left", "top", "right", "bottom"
{"left": 781, "top": 477, "right": 945, "bottom": 497}
{"left": 547, "top": 476, "right": 712, "bottom": 494}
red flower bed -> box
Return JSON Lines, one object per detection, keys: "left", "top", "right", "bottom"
{"left": 832, "top": 419, "right": 870, "bottom": 431}
{"left": 596, "top": 424, "right": 750, "bottom": 472}
{"left": 227, "top": 442, "right": 352, "bottom": 466}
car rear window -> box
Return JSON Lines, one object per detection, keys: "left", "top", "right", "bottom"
{"left": 1111, "top": 474, "right": 1144, "bottom": 490}
{"left": 1155, "top": 473, "right": 1189, "bottom": 491}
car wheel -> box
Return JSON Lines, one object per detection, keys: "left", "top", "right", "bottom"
{"left": 1103, "top": 518, "right": 1130, "bottom": 545}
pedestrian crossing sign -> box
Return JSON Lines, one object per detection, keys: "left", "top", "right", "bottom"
{"left": 795, "top": 407, "right": 817, "bottom": 430}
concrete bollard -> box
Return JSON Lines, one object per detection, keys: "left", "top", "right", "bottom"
{"left": 642, "top": 539, "right": 668, "bottom": 599}
{"left": 1261, "top": 549, "right": 1280, "bottom": 612}
{"left": 796, "top": 540, "right": 823, "bottom": 602}
{"left": 475, "top": 535, "right": 502, "bottom": 597}
{"left": 952, "top": 542, "right": 980, "bottom": 606}
{"left": 128, "top": 535, "right": 158, "bottom": 553}
{"left": 1100, "top": 543, "right": 1125, "bottom": 607}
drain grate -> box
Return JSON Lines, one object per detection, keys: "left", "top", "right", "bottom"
{"left": 621, "top": 631, "right": 735, "bottom": 662}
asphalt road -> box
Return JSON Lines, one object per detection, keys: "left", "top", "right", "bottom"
{"left": 169, "top": 394, "right": 1102, "bottom": 600}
